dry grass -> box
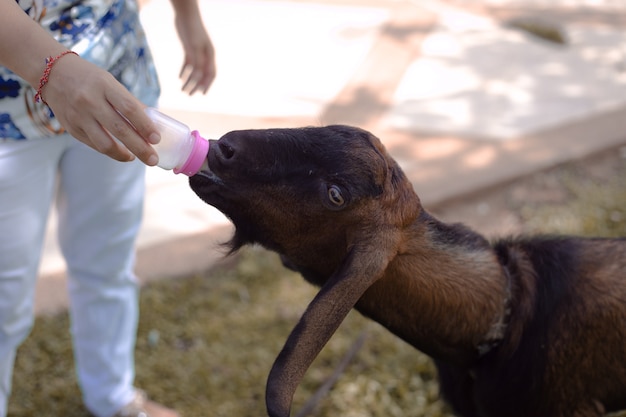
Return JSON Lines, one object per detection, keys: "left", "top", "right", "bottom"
{"left": 9, "top": 149, "right": 626, "bottom": 417}
{"left": 10, "top": 249, "right": 452, "bottom": 417}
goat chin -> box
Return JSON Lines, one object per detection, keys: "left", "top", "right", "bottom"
{"left": 189, "top": 124, "right": 626, "bottom": 417}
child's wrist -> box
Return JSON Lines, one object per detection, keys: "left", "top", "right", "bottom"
{"left": 34, "top": 50, "right": 79, "bottom": 106}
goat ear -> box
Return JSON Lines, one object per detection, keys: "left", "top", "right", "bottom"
{"left": 265, "top": 234, "right": 396, "bottom": 417}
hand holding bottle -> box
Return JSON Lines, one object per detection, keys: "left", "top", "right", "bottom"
{"left": 43, "top": 54, "right": 162, "bottom": 165}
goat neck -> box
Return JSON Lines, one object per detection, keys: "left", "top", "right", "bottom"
{"left": 353, "top": 209, "right": 511, "bottom": 366}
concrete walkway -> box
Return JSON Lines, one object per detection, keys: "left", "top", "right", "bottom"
{"left": 35, "top": 0, "right": 626, "bottom": 314}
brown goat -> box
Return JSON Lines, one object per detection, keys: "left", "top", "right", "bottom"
{"left": 189, "top": 125, "right": 626, "bottom": 417}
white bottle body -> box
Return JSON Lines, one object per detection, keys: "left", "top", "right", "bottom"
{"left": 146, "top": 107, "right": 194, "bottom": 170}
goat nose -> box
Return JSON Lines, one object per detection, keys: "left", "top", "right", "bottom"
{"left": 218, "top": 141, "right": 235, "bottom": 159}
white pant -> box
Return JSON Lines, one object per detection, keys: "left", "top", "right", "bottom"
{"left": 0, "top": 134, "right": 145, "bottom": 417}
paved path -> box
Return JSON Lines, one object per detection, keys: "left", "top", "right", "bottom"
{"left": 35, "top": 0, "right": 626, "bottom": 314}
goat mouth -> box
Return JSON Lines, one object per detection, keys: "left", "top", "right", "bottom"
{"left": 190, "top": 139, "right": 224, "bottom": 186}
{"left": 189, "top": 160, "right": 225, "bottom": 203}
{"left": 194, "top": 165, "right": 224, "bottom": 185}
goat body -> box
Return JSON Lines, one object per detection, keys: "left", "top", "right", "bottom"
{"left": 189, "top": 125, "right": 626, "bottom": 417}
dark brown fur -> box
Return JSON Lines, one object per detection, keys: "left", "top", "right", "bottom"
{"left": 189, "top": 125, "right": 626, "bottom": 417}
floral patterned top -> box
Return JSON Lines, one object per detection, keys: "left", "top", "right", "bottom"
{"left": 0, "top": 0, "right": 160, "bottom": 140}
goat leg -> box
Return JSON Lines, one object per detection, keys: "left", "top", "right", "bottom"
{"left": 265, "top": 238, "right": 395, "bottom": 417}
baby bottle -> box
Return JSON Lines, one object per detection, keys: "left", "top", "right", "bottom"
{"left": 145, "top": 107, "right": 209, "bottom": 176}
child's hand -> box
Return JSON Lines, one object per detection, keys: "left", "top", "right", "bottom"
{"left": 44, "top": 54, "right": 160, "bottom": 165}
{"left": 173, "top": 3, "right": 216, "bottom": 95}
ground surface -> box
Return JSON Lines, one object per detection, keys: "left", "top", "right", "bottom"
{"left": 432, "top": 144, "right": 626, "bottom": 240}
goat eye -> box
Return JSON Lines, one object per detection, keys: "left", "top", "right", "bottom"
{"left": 327, "top": 185, "right": 345, "bottom": 206}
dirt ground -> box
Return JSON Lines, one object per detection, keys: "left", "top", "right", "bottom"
{"left": 430, "top": 144, "right": 626, "bottom": 240}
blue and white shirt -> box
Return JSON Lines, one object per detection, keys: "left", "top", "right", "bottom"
{"left": 0, "top": 0, "right": 160, "bottom": 140}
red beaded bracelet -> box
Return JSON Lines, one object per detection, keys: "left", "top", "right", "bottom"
{"left": 34, "top": 50, "right": 78, "bottom": 106}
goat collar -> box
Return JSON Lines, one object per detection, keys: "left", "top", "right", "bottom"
{"left": 476, "top": 265, "right": 512, "bottom": 357}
